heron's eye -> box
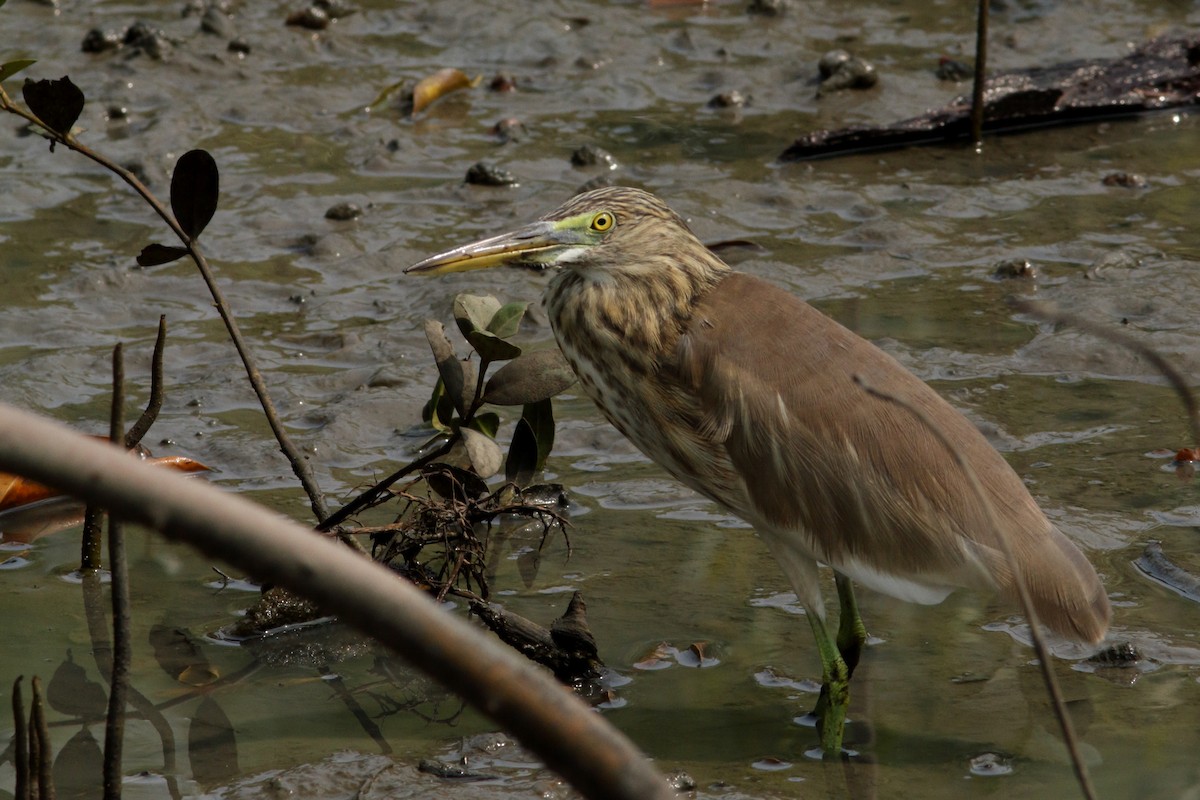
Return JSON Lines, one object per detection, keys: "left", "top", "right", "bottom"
{"left": 590, "top": 211, "right": 614, "bottom": 232}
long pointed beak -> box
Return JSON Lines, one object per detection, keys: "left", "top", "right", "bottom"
{"left": 405, "top": 220, "right": 566, "bottom": 275}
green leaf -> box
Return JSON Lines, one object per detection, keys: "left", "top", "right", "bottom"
{"left": 486, "top": 301, "right": 527, "bottom": 338}
{"left": 0, "top": 59, "right": 36, "bottom": 83}
{"left": 22, "top": 75, "right": 85, "bottom": 138}
{"left": 505, "top": 417, "right": 538, "bottom": 486}
{"left": 170, "top": 149, "right": 220, "bottom": 240}
{"left": 469, "top": 412, "right": 500, "bottom": 438}
{"left": 422, "top": 378, "right": 455, "bottom": 432}
{"left": 462, "top": 427, "right": 503, "bottom": 479}
{"left": 484, "top": 348, "right": 577, "bottom": 406}
{"left": 522, "top": 398, "right": 556, "bottom": 472}
{"left": 136, "top": 243, "right": 189, "bottom": 267}
{"left": 453, "top": 294, "right": 501, "bottom": 338}
{"left": 466, "top": 329, "right": 521, "bottom": 364}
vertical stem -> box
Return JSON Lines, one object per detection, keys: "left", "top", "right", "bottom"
{"left": 31, "top": 677, "right": 54, "bottom": 800}
{"left": 13, "top": 676, "right": 29, "bottom": 800}
{"left": 104, "top": 344, "right": 130, "bottom": 800}
{"left": 970, "top": 0, "right": 990, "bottom": 145}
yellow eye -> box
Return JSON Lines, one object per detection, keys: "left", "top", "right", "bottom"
{"left": 590, "top": 211, "right": 614, "bottom": 232}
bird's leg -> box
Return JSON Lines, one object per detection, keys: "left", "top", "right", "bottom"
{"left": 807, "top": 611, "right": 850, "bottom": 757}
{"left": 834, "top": 574, "right": 868, "bottom": 678}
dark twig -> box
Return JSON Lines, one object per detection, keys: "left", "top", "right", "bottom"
{"left": 30, "top": 677, "right": 53, "bottom": 800}
{"left": 854, "top": 375, "right": 1097, "bottom": 800}
{"left": 124, "top": 315, "right": 166, "bottom": 449}
{"left": 0, "top": 87, "right": 330, "bottom": 525}
{"left": 317, "top": 438, "right": 456, "bottom": 532}
{"left": 104, "top": 345, "right": 131, "bottom": 800}
{"left": 13, "top": 677, "right": 29, "bottom": 800}
{"left": 1012, "top": 298, "right": 1200, "bottom": 448}
{"left": 970, "top": 0, "right": 990, "bottom": 145}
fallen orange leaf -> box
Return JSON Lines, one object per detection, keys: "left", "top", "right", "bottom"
{"left": 411, "top": 68, "right": 481, "bottom": 115}
{"left": 0, "top": 453, "right": 210, "bottom": 512}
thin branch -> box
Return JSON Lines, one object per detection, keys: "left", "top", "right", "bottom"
{"left": 0, "top": 87, "right": 329, "bottom": 525}
{"left": 0, "top": 404, "right": 674, "bottom": 800}
{"left": 1012, "top": 298, "right": 1200, "bottom": 447}
{"left": 970, "top": 0, "right": 991, "bottom": 145}
{"left": 124, "top": 315, "right": 167, "bottom": 449}
{"left": 104, "top": 344, "right": 131, "bottom": 800}
{"left": 30, "top": 677, "right": 53, "bottom": 800}
{"left": 854, "top": 375, "right": 1097, "bottom": 800}
{"left": 13, "top": 677, "right": 29, "bottom": 800}
{"left": 317, "top": 437, "right": 456, "bottom": 532}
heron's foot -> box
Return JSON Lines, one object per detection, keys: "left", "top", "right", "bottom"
{"left": 834, "top": 574, "right": 869, "bottom": 678}
{"left": 811, "top": 676, "right": 850, "bottom": 757}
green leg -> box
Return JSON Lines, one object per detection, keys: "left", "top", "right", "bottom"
{"left": 807, "top": 610, "right": 850, "bottom": 757}
{"left": 834, "top": 574, "right": 868, "bottom": 678}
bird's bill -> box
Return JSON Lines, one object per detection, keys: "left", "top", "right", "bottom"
{"left": 405, "top": 221, "right": 565, "bottom": 275}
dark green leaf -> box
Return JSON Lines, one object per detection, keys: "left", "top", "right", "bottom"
{"left": 171, "top": 149, "right": 220, "bottom": 239}
{"left": 0, "top": 59, "right": 36, "bottom": 83}
{"left": 425, "top": 462, "right": 489, "bottom": 502}
{"left": 453, "top": 294, "right": 501, "bottom": 338}
{"left": 505, "top": 417, "right": 538, "bottom": 486}
{"left": 484, "top": 348, "right": 577, "bottom": 405}
{"left": 523, "top": 398, "right": 556, "bottom": 472}
{"left": 469, "top": 412, "right": 500, "bottom": 438}
{"left": 22, "top": 76, "right": 85, "bottom": 137}
{"left": 462, "top": 427, "right": 503, "bottom": 478}
{"left": 486, "top": 301, "right": 527, "bottom": 338}
{"left": 422, "top": 378, "right": 456, "bottom": 432}
{"left": 466, "top": 328, "right": 521, "bottom": 364}
{"left": 136, "top": 243, "right": 189, "bottom": 266}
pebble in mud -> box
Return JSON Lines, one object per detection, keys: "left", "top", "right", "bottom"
{"left": 817, "top": 49, "right": 878, "bottom": 96}
{"left": 570, "top": 144, "right": 617, "bottom": 171}
{"left": 324, "top": 202, "right": 362, "bottom": 221}
{"left": 464, "top": 161, "right": 518, "bottom": 187}
{"left": 992, "top": 258, "right": 1037, "bottom": 280}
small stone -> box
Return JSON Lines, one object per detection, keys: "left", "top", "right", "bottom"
{"left": 489, "top": 73, "right": 517, "bottom": 92}
{"left": 200, "top": 7, "right": 236, "bottom": 37}
{"left": 324, "top": 202, "right": 362, "bottom": 221}
{"left": 465, "top": 161, "right": 518, "bottom": 187}
{"left": 936, "top": 56, "right": 973, "bottom": 81}
{"left": 708, "top": 90, "right": 748, "bottom": 108}
{"left": 227, "top": 38, "right": 251, "bottom": 55}
{"left": 286, "top": 6, "right": 329, "bottom": 30}
{"left": 817, "top": 51, "right": 878, "bottom": 95}
{"left": 491, "top": 117, "right": 526, "bottom": 143}
{"left": 1102, "top": 172, "right": 1148, "bottom": 188}
{"left": 570, "top": 144, "right": 617, "bottom": 170}
{"left": 747, "top": 0, "right": 788, "bottom": 15}
{"left": 81, "top": 28, "right": 123, "bottom": 53}
{"left": 992, "top": 258, "right": 1037, "bottom": 280}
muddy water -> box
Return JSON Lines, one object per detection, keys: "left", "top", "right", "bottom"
{"left": 2, "top": 0, "right": 1200, "bottom": 797}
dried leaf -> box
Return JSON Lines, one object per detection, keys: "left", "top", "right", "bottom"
{"left": 425, "top": 463, "right": 489, "bottom": 502}
{"left": 0, "top": 454, "right": 209, "bottom": 511}
{"left": 411, "top": 68, "right": 480, "bottom": 115}
{"left": 171, "top": 149, "right": 220, "bottom": 239}
{"left": 462, "top": 427, "right": 503, "bottom": 479}
{"left": 136, "top": 243, "right": 189, "bottom": 266}
{"left": 424, "top": 320, "right": 470, "bottom": 417}
{"left": 22, "top": 75, "right": 85, "bottom": 137}
{"left": 484, "top": 348, "right": 576, "bottom": 405}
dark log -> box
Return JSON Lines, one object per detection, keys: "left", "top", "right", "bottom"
{"left": 471, "top": 591, "right": 603, "bottom": 684}
{"left": 781, "top": 34, "right": 1200, "bottom": 161}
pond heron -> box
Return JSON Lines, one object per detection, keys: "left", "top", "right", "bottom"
{"left": 406, "top": 186, "right": 1110, "bottom": 754}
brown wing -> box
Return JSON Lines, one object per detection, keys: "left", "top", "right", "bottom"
{"left": 675, "top": 272, "right": 1109, "bottom": 643}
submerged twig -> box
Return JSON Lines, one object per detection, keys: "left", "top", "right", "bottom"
{"left": 1012, "top": 298, "right": 1200, "bottom": 448}
{"left": 104, "top": 344, "right": 130, "bottom": 800}
{"left": 854, "top": 375, "right": 1097, "bottom": 800}
{"left": 12, "top": 677, "right": 29, "bottom": 800}
{"left": 30, "top": 676, "right": 53, "bottom": 800}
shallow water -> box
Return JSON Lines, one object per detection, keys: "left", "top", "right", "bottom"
{"left": 2, "top": 0, "right": 1199, "bottom": 797}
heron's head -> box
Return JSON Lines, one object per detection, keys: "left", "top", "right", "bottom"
{"left": 405, "top": 186, "right": 725, "bottom": 283}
